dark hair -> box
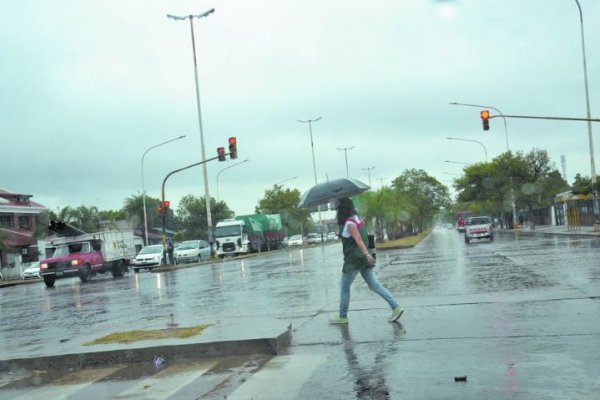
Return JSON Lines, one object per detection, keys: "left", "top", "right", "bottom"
{"left": 336, "top": 197, "right": 356, "bottom": 226}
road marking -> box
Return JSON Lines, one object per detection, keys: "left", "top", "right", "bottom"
{"left": 227, "top": 354, "right": 328, "bottom": 400}
{"left": 11, "top": 367, "right": 121, "bottom": 400}
{"left": 112, "top": 360, "right": 217, "bottom": 399}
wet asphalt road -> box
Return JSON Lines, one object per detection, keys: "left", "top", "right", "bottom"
{"left": 1, "top": 228, "right": 599, "bottom": 399}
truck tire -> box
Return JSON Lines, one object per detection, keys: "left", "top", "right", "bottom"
{"left": 489, "top": 235, "right": 494, "bottom": 242}
{"left": 464, "top": 236, "right": 470, "bottom": 244}
{"left": 79, "top": 265, "right": 91, "bottom": 282}
{"left": 43, "top": 276, "right": 56, "bottom": 288}
{"left": 133, "top": 267, "right": 140, "bottom": 273}
{"left": 111, "top": 260, "right": 126, "bottom": 278}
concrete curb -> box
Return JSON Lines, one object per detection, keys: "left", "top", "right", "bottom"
{"left": 0, "top": 320, "right": 292, "bottom": 372}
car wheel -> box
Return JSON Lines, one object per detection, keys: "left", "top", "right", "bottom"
{"left": 79, "top": 265, "right": 91, "bottom": 282}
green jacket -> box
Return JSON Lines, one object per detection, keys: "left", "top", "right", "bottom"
{"left": 341, "top": 217, "right": 370, "bottom": 273}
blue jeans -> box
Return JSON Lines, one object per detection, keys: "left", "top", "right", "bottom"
{"left": 339, "top": 267, "right": 399, "bottom": 318}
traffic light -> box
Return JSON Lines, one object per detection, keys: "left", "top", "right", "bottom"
{"left": 163, "top": 200, "right": 170, "bottom": 211}
{"left": 217, "top": 147, "right": 226, "bottom": 161}
{"left": 155, "top": 203, "right": 164, "bottom": 215}
{"left": 228, "top": 137, "right": 238, "bottom": 159}
{"left": 480, "top": 110, "right": 490, "bottom": 131}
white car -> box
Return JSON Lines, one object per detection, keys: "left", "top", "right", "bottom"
{"left": 287, "top": 235, "right": 304, "bottom": 247}
{"left": 175, "top": 240, "right": 211, "bottom": 264}
{"left": 327, "top": 232, "right": 339, "bottom": 241}
{"left": 133, "top": 244, "right": 165, "bottom": 272}
{"left": 22, "top": 261, "right": 41, "bottom": 279}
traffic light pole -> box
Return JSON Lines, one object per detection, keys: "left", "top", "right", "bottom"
{"left": 159, "top": 153, "right": 229, "bottom": 249}
{"left": 488, "top": 112, "right": 600, "bottom": 224}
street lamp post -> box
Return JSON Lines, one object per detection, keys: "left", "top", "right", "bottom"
{"left": 573, "top": 0, "right": 598, "bottom": 222}
{"left": 337, "top": 146, "right": 354, "bottom": 178}
{"left": 445, "top": 160, "right": 469, "bottom": 166}
{"left": 298, "top": 117, "right": 324, "bottom": 238}
{"left": 216, "top": 159, "right": 250, "bottom": 202}
{"left": 167, "top": 8, "right": 216, "bottom": 243}
{"left": 450, "top": 102, "right": 510, "bottom": 152}
{"left": 446, "top": 137, "right": 488, "bottom": 161}
{"left": 141, "top": 135, "right": 186, "bottom": 245}
{"left": 362, "top": 166, "right": 376, "bottom": 187}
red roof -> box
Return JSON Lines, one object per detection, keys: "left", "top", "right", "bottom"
{"left": 0, "top": 189, "right": 46, "bottom": 209}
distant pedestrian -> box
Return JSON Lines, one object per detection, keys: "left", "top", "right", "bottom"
{"left": 330, "top": 197, "right": 404, "bottom": 324}
{"left": 166, "top": 237, "right": 175, "bottom": 264}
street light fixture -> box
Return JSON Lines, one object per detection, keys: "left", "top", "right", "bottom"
{"left": 446, "top": 137, "right": 488, "bottom": 161}
{"left": 216, "top": 159, "right": 250, "bottom": 202}
{"left": 445, "top": 160, "right": 469, "bottom": 166}
{"left": 167, "top": 8, "right": 216, "bottom": 243}
{"left": 337, "top": 146, "right": 355, "bottom": 178}
{"left": 275, "top": 176, "right": 298, "bottom": 188}
{"left": 361, "top": 166, "right": 376, "bottom": 187}
{"left": 141, "top": 135, "right": 186, "bottom": 245}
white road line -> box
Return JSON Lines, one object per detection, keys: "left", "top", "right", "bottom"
{"left": 112, "top": 360, "right": 217, "bottom": 399}
{"left": 227, "top": 355, "right": 328, "bottom": 400}
{"left": 12, "top": 367, "right": 122, "bottom": 400}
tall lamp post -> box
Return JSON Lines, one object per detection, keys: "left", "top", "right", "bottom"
{"left": 167, "top": 8, "right": 216, "bottom": 242}
{"left": 298, "top": 117, "right": 323, "bottom": 237}
{"left": 216, "top": 159, "right": 250, "bottom": 202}
{"left": 362, "top": 166, "right": 376, "bottom": 187}
{"left": 337, "top": 146, "right": 354, "bottom": 178}
{"left": 573, "top": 0, "right": 598, "bottom": 222}
{"left": 446, "top": 137, "right": 488, "bottom": 161}
{"left": 141, "top": 135, "right": 186, "bottom": 245}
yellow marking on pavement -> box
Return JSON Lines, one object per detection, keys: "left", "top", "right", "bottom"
{"left": 11, "top": 366, "right": 122, "bottom": 400}
{"left": 227, "top": 355, "right": 328, "bottom": 400}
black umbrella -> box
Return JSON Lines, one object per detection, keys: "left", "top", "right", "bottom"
{"left": 297, "top": 178, "right": 370, "bottom": 208}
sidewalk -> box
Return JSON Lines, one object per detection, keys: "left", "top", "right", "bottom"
{"left": 506, "top": 224, "right": 600, "bottom": 237}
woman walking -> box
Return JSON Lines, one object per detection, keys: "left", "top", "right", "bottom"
{"left": 330, "top": 197, "right": 404, "bottom": 324}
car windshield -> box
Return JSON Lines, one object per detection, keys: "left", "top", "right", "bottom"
{"left": 53, "top": 242, "right": 91, "bottom": 257}
{"left": 178, "top": 241, "right": 199, "bottom": 250}
{"left": 467, "top": 217, "right": 491, "bottom": 225}
{"left": 214, "top": 225, "right": 242, "bottom": 238}
{"left": 139, "top": 245, "right": 163, "bottom": 255}
{"left": 290, "top": 235, "right": 302, "bottom": 240}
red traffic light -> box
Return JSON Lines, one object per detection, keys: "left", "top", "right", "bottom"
{"left": 480, "top": 110, "right": 490, "bottom": 131}
{"left": 228, "top": 136, "right": 238, "bottom": 159}
{"left": 217, "top": 146, "right": 226, "bottom": 161}
{"left": 163, "top": 200, "right": 170, "bottom": 209}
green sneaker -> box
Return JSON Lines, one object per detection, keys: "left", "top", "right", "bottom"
{"left": 330, "top": 316, "right": 349, "bottom": 324}
{"left": 389, "top": 306, "right": 404, "bottom": 322}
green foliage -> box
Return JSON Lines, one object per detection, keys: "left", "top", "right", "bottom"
{"left": 123, "top": 193, "right": 165, "bottom": 230}
{"left": 255, "top": 185, "right": 312, "bottom": 235}
{"left": 175, "top": 195, "right": 233, "bottom": 240}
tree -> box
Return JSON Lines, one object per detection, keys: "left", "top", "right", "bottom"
{"left": 392, "top": 169, "right": 450, "bottom": 231}
{"left": 355, "top": 188, "right": 415, "bottom": 242}
{"left": 255, "top": 185, "right": 312, "bottom": 235}
{"left": 176, "top": 195, "right": 233, "bottom": 241}
{"left": 123, "top": 193, "right": 165, "bottom": 232}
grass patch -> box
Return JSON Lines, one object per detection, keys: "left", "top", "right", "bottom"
{"left": 375, "top": 230, "right": 430, "bottom": 250}
{"left": 84, "top": 324, "right": 211, "bottom": 346}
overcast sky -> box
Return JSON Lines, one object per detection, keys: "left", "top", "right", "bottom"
{"left": 2, "top": 0, "right": 599, "bottom": 217}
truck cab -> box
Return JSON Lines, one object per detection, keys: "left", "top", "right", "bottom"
{"left": 464, "top": 216, "right": 494, "bottom": 244}
{"left": 40, "top": 239, "right": 104, "bottom": 284}
{"left": 214, "top": 219, "right": 249, "bottom": 257}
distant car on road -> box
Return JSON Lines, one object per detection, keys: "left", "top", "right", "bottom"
{"left": 287, "top": 235, "right": 304, "bottom": 247}
{"left": 132, "top": 244, "right": 164, "bottom": 272}
{"left": 175, "top": 240, "right": 211, "bottom": 264}
{"left": 22, "top": 261, "right": 41, "bottom": 279}
{"left": 464, "top": 216, "right": 494, "bottom": 244}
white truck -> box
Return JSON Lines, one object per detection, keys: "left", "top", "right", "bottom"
{"left": 464, "top": 216, "right": 494, "bottom": 244}
{"left": 39, "top": 230, "right": 138, "bottom": 287}
{"left": 214, "top": 214, "right": 284, "bottom": 258}
{"left": 214, "top": 219, "right": 249, "bottom": 257}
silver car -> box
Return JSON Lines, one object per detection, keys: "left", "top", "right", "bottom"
{"left": 22, "top": 261, "right": 41, "bottom": 279}
{"left": 175, "top": 240, "right": 211, "bottom": 264}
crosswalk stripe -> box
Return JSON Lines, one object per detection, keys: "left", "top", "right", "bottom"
{"left": 112, "top": 360, "right": 217, "bottom": 399}
{"left": 11, "top": 367, "right": 122, "bottom": 400}
{"left": 227, "top": 355, "right": 328, "bottom": 400}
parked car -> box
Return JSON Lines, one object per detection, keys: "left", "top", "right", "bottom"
{"left": 281, "top": 237, "right": 290, "bottom": 248}
{"left": 287, "top": 234, "right": 304, "bottom": 247}
{"left": 0, "top": 270, "right": 3, "bottom": 281}
{"left": 327, "top": 232, "right": 339, "bottom": 241}
{"left": 175, "top": 240, "right": 211, "bottom": 264}
{"left": 306, "top": 233, "right": 323, "bottom": 245}
{"left": 132, "top": 244, "right": 164, "bottom": 272}
{"left": 22, "top": 261, "right": 41, "bottom": 279}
